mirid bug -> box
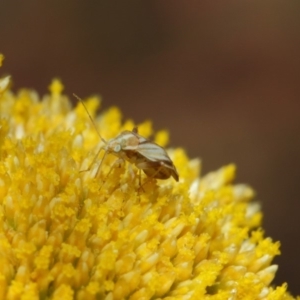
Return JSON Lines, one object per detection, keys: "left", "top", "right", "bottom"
{"left": 73, "top": 94, "right": 179, "bottom": 183}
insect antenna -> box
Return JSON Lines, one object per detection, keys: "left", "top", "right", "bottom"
{"left": 73, "top": 93, "right": 109, "bottom": 177}
{"left": 73, "top": 93, "right": 107, "bottom": 144}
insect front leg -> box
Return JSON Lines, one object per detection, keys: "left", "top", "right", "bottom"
{"left": 80, "top": 145, "right": 106, "bottom": 176}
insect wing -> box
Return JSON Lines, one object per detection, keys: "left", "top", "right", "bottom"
{"left": 136, "top": 140, "right": 179, "bottom": 181}
{"left": 142, "top": 163, "right": 177, "bottom": 180}
{"left": 137, "top": 140, "right": 170, "bottom": 162}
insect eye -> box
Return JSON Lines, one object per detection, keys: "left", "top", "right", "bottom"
{"left": 114, "top": 144, "right": 121, "bottom": 152}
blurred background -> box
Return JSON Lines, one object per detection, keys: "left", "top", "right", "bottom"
{"left": 1, "top": 0, "right": 300, "bottom": 295}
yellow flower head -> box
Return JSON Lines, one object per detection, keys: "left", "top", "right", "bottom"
{"left": 0, "top": 58, "right": 298, "bottom": 299}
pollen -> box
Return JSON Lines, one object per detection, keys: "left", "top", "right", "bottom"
{"left": 0, "top": 57, "right": 298, "bottom": 299}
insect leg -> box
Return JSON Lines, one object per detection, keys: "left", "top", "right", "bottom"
{"left": 99, "top": 157, "right": 124, "bottom": 190}
{"left": 142, "top": 166, "right": 164, "bottom": 188}
{"left": 80, "top": 145, "right": 105, "bottom": 175}
{"left": 135, "top": 161, "right": 166, "bottom": 188}
{"left": 138, "top": 169, "right": 145, "bottom": 193}
{"left": 95, "top": 150, "right": 110, "bottom": 178}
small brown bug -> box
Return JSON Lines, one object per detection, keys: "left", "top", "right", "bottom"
{"left": 74, "top": 94, "right": 179, "bottom": 183}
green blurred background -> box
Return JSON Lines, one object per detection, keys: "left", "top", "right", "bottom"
{"left": 1, "top": 0, "right": 300, "bottom": 295}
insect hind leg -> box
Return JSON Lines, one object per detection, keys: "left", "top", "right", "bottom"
{"left": 135, "top": 161, "right": 167, "bottom": 191}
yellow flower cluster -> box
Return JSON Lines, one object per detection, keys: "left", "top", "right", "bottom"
{"left": 0, "top": 57, "right": 298, "bottom": 299}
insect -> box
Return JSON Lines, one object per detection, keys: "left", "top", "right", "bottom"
{"left": 73, "top": 94, "right": 179, "bottom": 184}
